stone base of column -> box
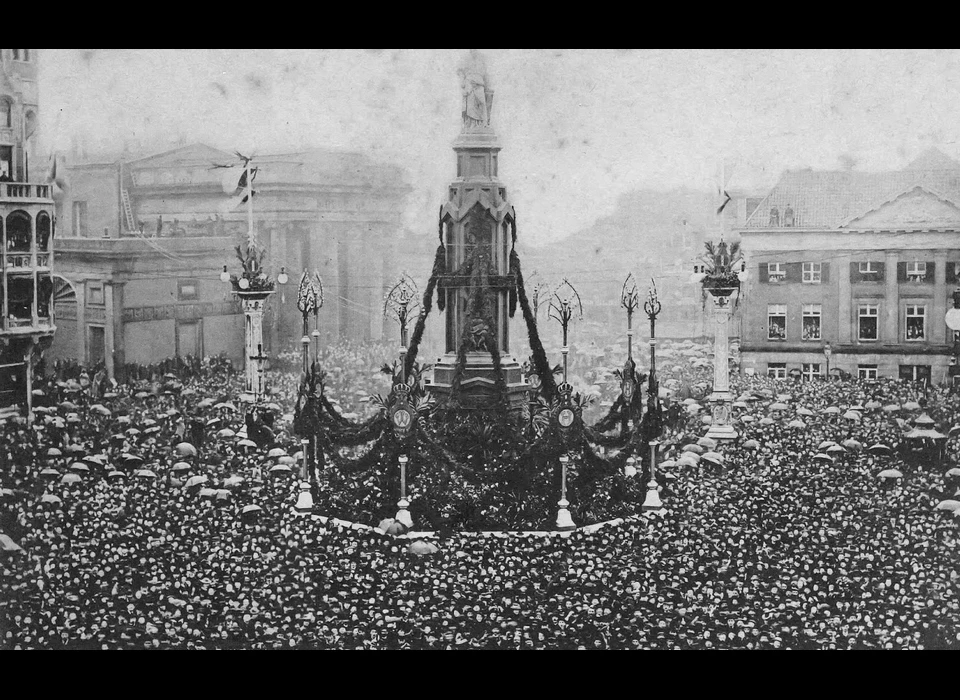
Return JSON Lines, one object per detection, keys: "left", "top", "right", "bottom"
{"left": 556, "top": 499, "right": 575, "bottom": 531}
{"left": 396, "top": 498, "right": 413, "bottom": 529}
{"left": 705, "top": 422, "right": 738, "bottom": 441}
{"left": 706, "top": 392, "right": 738, "bottom": 441}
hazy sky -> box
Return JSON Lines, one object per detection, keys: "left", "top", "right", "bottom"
{"left": 36, "top": 49, "right": 960, "bottom": 246}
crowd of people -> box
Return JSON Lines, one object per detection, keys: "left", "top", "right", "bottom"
{"left": 1, "top": 338, "right": 958, "bottom": 649}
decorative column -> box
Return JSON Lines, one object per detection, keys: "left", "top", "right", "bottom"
{"left": 238, "top": 290, "right": 273, "bottom": 400}
{"left": 396, "top": 454, "right": 413, "bottom": 529}
{"left": 706, "top": 291, "right": 737, "bottom": 440}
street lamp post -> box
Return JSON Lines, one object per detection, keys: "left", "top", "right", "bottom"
{"left": 294, "top": 437, "right": 313, "bottom": 514}
{"left": 823, "top": 342, "right": 832, "bottom": 381}
{"left": 620, "top": 274, "right": 640, "bottom": 434}
{"left": 945, "top": 288, "right": 960, "bottom": 390}
{"left": 396, "top": 454, "right": 413, "bottom": 529}
{"left": 556, "top": 453, "right": 575, "bottom": 530}
{"left": 642, "top": 281, "right": 663, "bottom": 512}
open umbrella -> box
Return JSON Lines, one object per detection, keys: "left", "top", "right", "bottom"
{"left": 696, "top": 437, "right": 717, "bottom": 449}
{"left": 842, "top": 410, "right": 862, "bottom": 421}
{"left": 175, "top": 442, "right": 198, "bottom": 457}
{"left": 812, "top": 453, "right": 834, "bottom": 462}
{"left": 377, "top": 518, "right": 408, "bottom": 535}
{"left": 914, "top": 413, "right": 936, "bottom": 427}
{"left": 701, "top": 451, "right": 724, "bottom": 466}
{"left": 823, "top": 406, "right": 841, "bottom": 415}
{"left": 215, "top": 489, "right": 232, "bottom": 501}
{"left": 787, "top": 419, "right": 806, "bottom": 429}
{"left": 135, "top": 469, "right": 158, "bottom": 479}
{"left": 237, "top": 439, "right": 257, "bottom": 449}
{"left": 69, "top": 462, "right": 90, "bottom": 473}
{"left": 796, "top": 407, "right": 814, "bottom": 417}
{"left": 60, "top": 473, "right": 82, "bottom": 484}
{"left": 934, "top": 499, "right": 960, "bottom": 512}
{"left": 407, "top": 540, "right": 439, "bottom": 556}
{"left": 676, "top": 455, "right": 699, "bottom": 468}
{"left": 769, "top": 402, "right": 789, "bottom": 411}
{"left": 818, "top": 440, "right": 838, "bottom": 450}
{"left": 681, "top": 444, "right": 704, "bottom": 454}
{"left": 123, "top": 454, "right": 144, "bottom": 466}
{"left": 107, "top": 471, "right": 126, "bottom": 479}
{"left": 90, "top": 404, "right": 112, "bottom": 416}
{"left": 267, "top": 447, "right": 288, "bottom": 458}
{"left": 40, "top": 494, "right": 62, "bottom": 504}
{"left": 171, "top": 462, "right": 192, "bottom": 472}
{"left": 241, "top": 504, "right": 262, "bottom": 515}
{"left": 877, "top": 469, "right": 902, "bottom": 479}
{"left": 882, "top": 404, "right": 900, "bottom": 413}
{"left": 223, "top": 475, "right": 245, "bottom": 488}
{"left": 196, "top": 398, "right": 214, "bottom": 409}
{"left": 277, "top": 455, "right": 296, "bottom": 465}
{"left": 740, "top": 415, "right": 756, "bottom": 423}
{"left": 759, "top": 417, "right": 774, "bottom": 425}
{"left": 842, "top": 439, "right": 863, "bottom": 450}
{"left": 742, "top": 439, "right": 760, "bottom": 449}
{"left": 949, "top": 426, "right": 960, "bottom": 438}
{"left": 268, "top": 465, "right": 293, "bottom": 474}
{"left": 40, "top": 468, "right": 59, "bottom": 478}
{"left": 680, "top": 451, "right": 701, "bottom": 464}
{"left": 902, "top": 401, "right": 921, "bottom": 411}
{"left": 904, "top": 427, "right": 948, "bottom": 440}
{"left": 198, "top": 487, "right": 218, "bottom": 499}
{"left": 45, "top": 447, "right": 62, "bottom": 458}
{"left": 217, "top": 428, "right": 236, "bottom": 438}
{"left": 65, "top": 444, "right": 85, "bottom": 454}
{"left": 83, "top": 454, "right": 107, "bottom": 466}
{"left": 946, "top": 468, "right": 960, "bottom": 478}
{"left": 0, "top": 534, "right": 23, "bottom": 553}
{"left": 0, "top": 488, "right": 14, "bottom": 498}
{"left": 826, "top": 444, "right": 846, "bottom": 455}
{"left": 868, "top": 444, "right": 893, "bottom": 455}
{"left": 58, "top": 400, "right": 78, "bottom": 411}
{"left": 865, "top": 400, "right": 882, "bottom": 410}
{"left": 185, "top": 475, "right": 209, "bottom": 488}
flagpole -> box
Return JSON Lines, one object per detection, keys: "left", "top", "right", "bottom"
{"left": 246, "top": 159, "right": 254, "bottom": 248}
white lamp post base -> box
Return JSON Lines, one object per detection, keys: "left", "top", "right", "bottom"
{"left": 642, "top": 480, "right": 663, "bottom": 511}
{"left": 396, "top": 498, "right": 413, "bottom": 529}
{"left": 294, "top": 482, "right": 314, "bottom": 513}
{"left": 556, "top": 499, "right": 576, "bottom": 531}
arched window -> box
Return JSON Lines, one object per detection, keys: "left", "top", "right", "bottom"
{"left": 6, "top": 210, "right": 30, "bottom": 251}
{"left": 36, "top": 211, "right": 51, "bottom": 251}
{"left": 0, "top": 98, "right": 11, "bottom": 128}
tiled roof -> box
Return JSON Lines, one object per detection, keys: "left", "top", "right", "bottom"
{"left": 743, "top": 148, "right": 960, "bottom": 229}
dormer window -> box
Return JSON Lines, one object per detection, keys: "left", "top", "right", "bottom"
{"left": 769, "top": 207, "right": 780, "bottom": 227}
{"left": 783, "top": 205, "right": 795, "bottom": 227}
{"left": 907, "top": 261, "right": 927, "bottom": 282}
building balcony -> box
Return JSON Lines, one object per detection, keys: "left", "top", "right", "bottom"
{"left": 1, "top": 316, "right": 54, "bottom": 334}
{"left": 0, "top": 182, "right": 53, "bottom": 203}
{"left": 2, "top": 252, "right": 49, "bottom": 270}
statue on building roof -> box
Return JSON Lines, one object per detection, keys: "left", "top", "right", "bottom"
{"left": 458, "top": 50, "right": 494, "bottom": 130}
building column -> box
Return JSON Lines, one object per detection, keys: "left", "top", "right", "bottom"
{"left": 323, "top": 225, "right": 340, "bottom": 342}
{"left": 932, "top": 249, "right": 948, "bottom": 344}
{"left": 75, "top": 281, "right": 86, "bottom": 365}
{"left": 111, "top": 283, "right": 125, "bottom": 380}
{"left": 884, "top": 251, "right": 899, "bottom": 344}
{"left": 104, "top": 282, "right": 116, "bottom": 381}
{"left": 838, "top": 255, "right": 852, "bottom": 344}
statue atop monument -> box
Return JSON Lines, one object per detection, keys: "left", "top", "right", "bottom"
{"left": 458, "top": 49, "right": 494, "bottom": 130}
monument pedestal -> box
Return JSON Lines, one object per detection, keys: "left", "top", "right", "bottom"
{"left": 429, "top": 352, "right": 529, "bottom": 411}
{"left": 705, "top": 391, "right": 738, "bottom": 441}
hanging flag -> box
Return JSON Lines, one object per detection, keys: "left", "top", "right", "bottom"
{"left": 716, "top": 190, "right": 732, "bottom": 215}
{"left": 46, "top": 154, "right": 66, "bottom": 190}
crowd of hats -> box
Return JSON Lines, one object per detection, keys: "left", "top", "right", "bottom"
{"left": 1, "top": 338, "right": 959, "bottom": 649}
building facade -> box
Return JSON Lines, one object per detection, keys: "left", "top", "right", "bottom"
{"left": 738, "top": 148, "right": 960, "bottom": 386}
{"left": 51, "top": 143, "right": 411, "bottom": 378}
{"left": 0, "top": 49, "right": 55, "bottom": 414}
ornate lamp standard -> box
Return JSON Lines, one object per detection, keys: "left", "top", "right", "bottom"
{"left": 642, "top": 280, "right": 663, "bottom": 511}
{"left": 294, "top": 437, "right": 313, "bottom": 514}
{"left": 945, "top": 288, "right": 960, "bottom": 390}
{"left": 295, "top": 271, "right": 323, "bottom": 478}
{"left": 823, "top": 342, "right": 832, "bottom": 381}
{"left": 620, "top": 273, "right": 640, "bottom": 434}
{"left": 692, "top": 240, "right": 744, "bottom": 441}
{"left": 548, "top": 279, "right": 582, "bottom": 531}
{"left": 384, "top": 274, "right": 421, "bottom": 530}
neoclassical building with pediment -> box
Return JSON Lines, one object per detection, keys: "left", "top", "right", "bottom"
{"left": 738, "top": 148, "right": 960, "bottom": 386}
{"left": 51, "top": 143, "right": 411, "bottom": 380}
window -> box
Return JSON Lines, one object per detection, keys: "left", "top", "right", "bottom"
{"left": 72, "top": 201, "right": 88, "bottom": 237}
{"left": 768, "top": 304, "right": 787, "bottom": 340}
{"left": 178, "top": 279, "right": 199, "bottom": 301}
{"left": 768, "top": 262, "right": 786, "bottom": 283}
{"left": 802, "top": 262, "right": 822, "bottom": 283}
{"left": 907, "top": 261, "right": 927, "bottom": 282}
{"left": 858, "top": 304, "right": 878, "bottom": 341}
{"left": 858, "top": 364, "right": 878, "bottom": 380}
{"left": 769, "top": 207, "right": 780, "bottom": 227}
{"left": 801, "top": 363, "right": 822, "bottom": 381}
{"left": 783, "top": 205, "right": 795, "bottom": 227}
{"left": 859, "top": 261, "right": 879, "bottom": 275}
{"left": 905, "top": 305, "right": 926, "bottom": 341}
{"left": 86, "top": 283, "right": 104, "bottom": 306}
{"left": 899, "top": 365, "right": 931, "bottom": 384}
{"left": 11, "top": 50, "right": 29, "bottom": 62}
{"left": 802, "top": 304, "right": 822, "bottom": 341}
{"left": 0, "top": 98, "right": 10, "bottom": 128}
{"left": 767, "top": 363, "right": 787, "bottom": 379}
